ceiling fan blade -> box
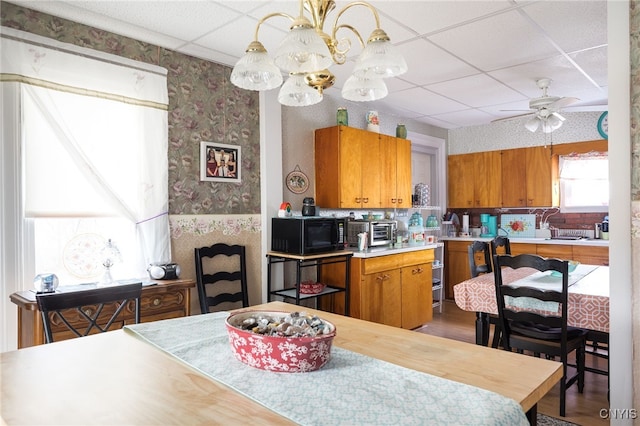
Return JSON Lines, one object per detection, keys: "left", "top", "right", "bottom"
{"left": 549, "top": 96, "right": 579, "bottom": 110}
{"left": 551, "top": 112, "right": 566, "bottom": 121}
{"left": 491, "top": 112, "right": 535, "bottom": 123}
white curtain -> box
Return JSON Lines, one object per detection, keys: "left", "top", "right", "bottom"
{"left": 1, "top": 26, "right": 170, "bottom": 277}
{"left": 559, "top": 152, "right": 609, "bottom": 212}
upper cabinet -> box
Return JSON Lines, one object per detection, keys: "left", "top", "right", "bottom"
{"left": 315, "top": 126, "right": 411, "bottom": 209}
{"left": 501, "top": 146, "right": 559, "bottom": 208}
{"left": 447, "top": 151, "right": 501, "bottom": 208}
{"left": 449, "top": 146, "right": 560, "bottom": 209}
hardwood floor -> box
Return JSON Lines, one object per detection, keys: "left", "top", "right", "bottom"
{"left": 418, "top": 301, "right": 609, "bottom": 426}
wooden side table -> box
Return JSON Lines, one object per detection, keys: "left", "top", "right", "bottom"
{"left": 9, "top": 279, "right": 194, "bottom": 348}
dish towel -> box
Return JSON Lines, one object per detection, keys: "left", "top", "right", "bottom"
{"left": 125, "top": 313, "right": 529, "bottom": 426}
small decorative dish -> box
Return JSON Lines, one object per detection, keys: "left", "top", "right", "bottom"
{"left": 299, "top": 280, "right": 326, "bottom": 294}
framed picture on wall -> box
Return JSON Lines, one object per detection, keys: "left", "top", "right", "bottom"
{"left": 200, "top": 141, "right": 241, "bottom": 183}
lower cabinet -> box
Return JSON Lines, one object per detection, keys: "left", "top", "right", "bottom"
{"left": 350, "top": 249, "right": 434, "bottom": 329}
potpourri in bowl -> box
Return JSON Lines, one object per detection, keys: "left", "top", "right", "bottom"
{"left": 225, "top": 310, "right": 336, "bottom": 372}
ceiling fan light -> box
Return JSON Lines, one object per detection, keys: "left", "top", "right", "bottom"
{"left": 352, "top": 35, "right": 408, "bottom": 79}
{"left": 525, "top": 117, "right": 540, "bottom": 132}
{"left": 278, "top": 73, "right": 323, "bottom": 107}
{"left": 274, "top": 22, "right": 333, "bottom": 73}
{"left": 341, "top": 75, "right": 388, "bottom": 101}
{"left": 230, "top": 46, "right": 283, "bottom": 91}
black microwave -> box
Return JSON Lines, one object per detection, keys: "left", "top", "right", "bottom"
{"left": 271, "top": 217, "right": 347, "bottom": 255}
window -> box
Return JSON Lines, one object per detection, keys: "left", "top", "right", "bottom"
{"left": 1, "top": 27, "right": 169, "bottom": 351}
{"left": 559, "top": 152, "right": 609, "bottom": 213}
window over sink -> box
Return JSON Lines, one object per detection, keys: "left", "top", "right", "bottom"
{"left": 559, "top": 152, "right": 609, "bottom": 213}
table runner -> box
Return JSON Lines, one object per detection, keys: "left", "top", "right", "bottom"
{"left": 125, "top": 313, "right": 529, "bottom": 425}
{"left": 505, "top": 264, "right": 597, "bottom": 311}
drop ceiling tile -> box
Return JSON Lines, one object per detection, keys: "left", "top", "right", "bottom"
{"left": 427, "top": 74, "right": 526, "bottom": 108}
{"left": 520, "top": 1, "right": 607, "bottom": 53}
{"left": 383, "top": 87, "right": 468, "bottom": 115}
{"left": 428, "top": 10, "right": 559, "bottom": 71}
{"left": 570, "top": 46, "right": 608, "bottom": 87}
{"left": 433, "top": 108, "right": 496, "bottom": 127}
{"left": 65, "top": 1, "right": 243, "bottom": 43}
{"left": 195, "top": 15, "right": 288, "bottom": 64}
{"left": 369, "top": 1, "right": 513, "bottom": 36}
{"left": 395, "top": 39, "right": 479, "bottom": 86}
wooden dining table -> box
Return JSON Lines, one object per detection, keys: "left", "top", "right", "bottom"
{"left": 453, "top": 264, "right": 609, "bottom": 346}
{"left": 1, "top": 301, "right": 562, "bottom": 425}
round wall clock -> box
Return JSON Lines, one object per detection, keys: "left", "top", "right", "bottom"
{"left": 597, "top": 111, "right": 608, "bottom": 139}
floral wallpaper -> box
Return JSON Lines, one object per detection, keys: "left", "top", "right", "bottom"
{"left": 1, "top": 1, "right": 260, "bottom": 215}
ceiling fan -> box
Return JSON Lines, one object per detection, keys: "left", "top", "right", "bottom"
{"left": 497, "top": 78, "right": 579, "bottom": 133}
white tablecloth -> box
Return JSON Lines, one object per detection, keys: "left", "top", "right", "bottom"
{"left": 125, "top": 313, "right": 529, "bottom": 426}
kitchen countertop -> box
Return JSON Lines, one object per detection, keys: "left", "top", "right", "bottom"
{"left": 439, "top": 236, "right": 609, "bottom": 247}
{"left": 348, "top": 243, "right": 439, "bottom": 258}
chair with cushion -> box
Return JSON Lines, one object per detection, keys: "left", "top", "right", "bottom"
{"left": 493, "top": 253, "right": 587, "bottom": 417}
{"left": 36, "top": 282, "right": 142, "bottom": 344}
{"left": 195, "top": 243, "right": 249, "bottom": 314}
{"left": 467, "top": 240, "right": 501, "bottom": 348}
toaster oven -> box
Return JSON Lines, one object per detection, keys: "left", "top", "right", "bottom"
{"left": 347, "top": 220, "right": 396, "bottom": 247}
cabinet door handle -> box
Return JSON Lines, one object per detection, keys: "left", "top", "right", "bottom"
{"left": 397, "top": 198, "right": 403, "bottom": 204}
{"left": 376, "top": 274, "right": 390, "bottom": 282}
{"left": 412, "top": 267, "right": 423, "bottom": 275}
{"left": 363, "top": 198, "right": 369, "bottom": 203}
{"left": 355, "top": 197, "right": 361, "bottom": 203}
{"left": 152, "top": 298, "right": 161, "bottom": 306}
{"left": 391, "top": 198, "right": 397, "bottom": 203}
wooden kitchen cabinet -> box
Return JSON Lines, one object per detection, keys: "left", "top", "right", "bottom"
{"left": 572, "top": 245, "right": 609, "bottom": 266}
{"left": 501, "top": 146, "right": 559, "bottom": 208}
{"left": 501, "top": 148, "right": 527, "bottom": 207}
{"left": 447, "top": 154, "right": 475, "bottom": 208}
{"left": 380, "top": 134, "right": 412, "bottom": 209}
{"left": 525, "top": 146, "right": 559, "bottom": 207}
{"left": 444, "top": 240, "right": 472, "bottom": 299}
{"left": 9, "top": 279, "right": 194, "bottom": 348}
{"left": 536, "top": 243, "right": 573, "bottom": 259}
{"left": 448, "top": 151, "right": 501, "bottom": 208}
{"left": 401, "top": 261, "right": 433, "bottom": 329}
{"left": 349, "top": 249, "right": 434, "bottom": 329}
{"left": 316, "top": 126, "right": 412, "bottom": 209}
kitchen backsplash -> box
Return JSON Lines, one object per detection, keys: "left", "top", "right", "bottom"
{"left": 449, "top": 208, "right": 608, "bottom": 233}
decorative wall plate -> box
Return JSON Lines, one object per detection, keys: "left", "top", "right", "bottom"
{"left": 286, "top": 166, "right": 309, "bottom": 194}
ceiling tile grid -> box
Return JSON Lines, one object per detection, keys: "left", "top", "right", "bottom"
{"left": 7, "top": 0, "right": 608, "bottom": 130}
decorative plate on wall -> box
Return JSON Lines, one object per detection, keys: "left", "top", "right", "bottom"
{"left": 286, "top": 165, "right": 309, "bottom": 194}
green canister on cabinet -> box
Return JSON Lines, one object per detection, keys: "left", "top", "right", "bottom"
{"left": 337, "top": 108, "right": 348, "bottom": 126}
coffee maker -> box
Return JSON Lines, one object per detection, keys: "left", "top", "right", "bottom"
{"left": 302, "top": 197, "right": 316, "bottom": 216}
{"left": 479, "top": 214, "right": 497, "bottom": 237}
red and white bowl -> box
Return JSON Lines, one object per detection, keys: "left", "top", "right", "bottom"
{"left": 299, "top": 281, "right": 326, "bottom": 294}
{"left": 225, "top": 310, "right": 336, "bottom": 373}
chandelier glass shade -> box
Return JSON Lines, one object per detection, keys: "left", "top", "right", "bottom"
{"left": 229, "top": 41, "right": 283, "bottom": 91}
{"left": 230, "top": 0, "right": 407, "bottom": 106}
{"left": 341, "top": 75, "right": 388, "bottom": 102}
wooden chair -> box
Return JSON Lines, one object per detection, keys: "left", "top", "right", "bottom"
{"left": 194, "top": 243, "right": 249, "bottom": 314}
{"left": 36, "top": 282, "right": 142, "bottom": 344}
{"left": 490, "top": 236, "right": 511, "bottom": 257}
{"left": 467, "top": 241, "right": 501, "bottom": 348}
{"left": 468, "top": 240, "right": 492, "bottom": 278}
{"left": 493, "top": 253, "right": 587, "bottom": 417}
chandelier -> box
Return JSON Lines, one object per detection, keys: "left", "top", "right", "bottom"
{"left": 230, "top": 0, "right": 408, "bottom": 107}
